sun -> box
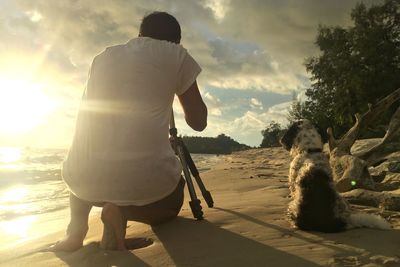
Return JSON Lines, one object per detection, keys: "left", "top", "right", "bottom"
{"left": 0, "top": 78, "right": 57, "bottom": 134}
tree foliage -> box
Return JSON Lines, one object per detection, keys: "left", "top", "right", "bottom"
{"left": 260, "top": 121, "right": 285, "bottom": 148}
{"left": 287, "top": 94, "right": 307, "bottom": 123}
{"left": 182, "top": 134, "right": 250, "bottom": 154}
{"left": 301, "top": 0, "right": 400, "bottom": 137}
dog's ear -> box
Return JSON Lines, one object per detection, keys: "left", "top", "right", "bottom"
{"left": 280, "top": 121, "right": 302, "bottom": 151}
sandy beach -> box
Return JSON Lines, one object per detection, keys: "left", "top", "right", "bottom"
{"left": 1, "top": 147, "right": 400, "bottom": 267}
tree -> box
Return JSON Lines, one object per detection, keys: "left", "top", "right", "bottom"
{"left": 260, "top": 121, "right": 285, "bottom": 148}
{"left": 182, "top": 134, "right": 250, "bottom": 154}
{"left": 287, "top": 92, "right": 308, "bottom": 123}
{"left": 302, "top": 0, "right": 400, "bottom": 137}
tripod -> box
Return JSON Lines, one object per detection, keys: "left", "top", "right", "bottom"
{"left": 169, "top": 110, "right": 214, "bottom": 220}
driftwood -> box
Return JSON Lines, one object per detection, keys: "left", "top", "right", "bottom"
{"left": 328, "top": 88, "right": 400, "bottom": 193}
{"left": 357, "top": 106, "right": 400, "bottom": 166}
{"left": 341, "top": 189, "right": 400, "bottom": 212}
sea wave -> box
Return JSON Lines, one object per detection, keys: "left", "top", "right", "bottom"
{"left": 0, "top": 148, "right": 220, "bottom": 221}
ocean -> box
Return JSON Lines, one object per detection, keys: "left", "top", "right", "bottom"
{"left": 0, "top": 147, "right": 221, "bottom": 223}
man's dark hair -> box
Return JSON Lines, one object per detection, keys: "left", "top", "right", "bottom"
{"left": 139, "top": 12, "right": 181, "bottom": 44}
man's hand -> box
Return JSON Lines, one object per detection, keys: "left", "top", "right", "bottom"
{"left": 178, "top": 81, "right": 207, "bottom": 131}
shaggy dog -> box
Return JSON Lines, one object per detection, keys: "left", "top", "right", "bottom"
{"left": 280, "top": 119, "right": 390, "bottom": 233}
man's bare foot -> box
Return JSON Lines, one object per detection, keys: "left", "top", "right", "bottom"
{"left": 101, "top": 203, "right": 127, "bottom": 250}
{"left": 48, "top": 224, "right": 88, "bottom": 252}
{"left": 48, "top": 236, "right": 84, "bottom": 252}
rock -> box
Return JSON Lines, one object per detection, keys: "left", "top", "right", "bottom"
{"left": 371, "top": 171, "right": 386, "bottom": 183}
{"left": 369, "top": 255, "right": 400, "bottom": 266}
{"left": 380, "top": 195, "right": 400, "bottom": 211}
{"left": 388, "top": 161, "right": 400, "bottom": 173}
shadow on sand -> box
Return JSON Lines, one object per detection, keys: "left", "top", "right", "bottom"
{"left": 215, "top": 207, "right": 400, "bottom": 265}
{"left": 152, "top": 216, "right": 321, "bottom": 266}
{"left": 52, "top": 241, "right": 150, "bottom": 267}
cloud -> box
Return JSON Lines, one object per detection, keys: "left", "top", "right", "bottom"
{"left": 208, "top": 38, "right": 273, "bottom": 73}
{"left": 203, "top": 92, "right": 222, "bottom": 116}
{"left": 6, "top": 0, "right": 380, "bottom": 95}
{"left": 25, "top": 10, "right": 43, "bottom": 22}
{"left": 221, "top": 101, "right": 291, "bottom": 146}
{"left": 250, "top": 98, "right": 263, "bottom": 110}
{"left": 201, "top": 37, "right": 297, "bottom": 92}
{"left": 179, "top": 101, "right": 292, "bottom": 146}
{"left": 199, "top": 0, "right": 382, "bottom": 93}
{"left": 232, "top": 102, "right": 290, "bottom": 131}
{"left": 202, "top": 0, "right": 231, "bottom": 22}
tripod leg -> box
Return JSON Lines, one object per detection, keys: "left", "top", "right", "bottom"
{"left": 182, "top": 144, "right": 214, "bottom": 208}
{"left": 176, "top": 144, "right": 203, "bottom": 220}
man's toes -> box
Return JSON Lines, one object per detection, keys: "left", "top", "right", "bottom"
{"left": 48, "top": 237, "right": 83, "bottom": 252}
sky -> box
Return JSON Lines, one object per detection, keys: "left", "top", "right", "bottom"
{"left": 0, "top": 0, "right": 382, "bottom": 148}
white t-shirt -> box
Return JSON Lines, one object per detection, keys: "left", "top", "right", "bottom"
{"left": 62, "top": 37, "right": 201, "bottom": 206}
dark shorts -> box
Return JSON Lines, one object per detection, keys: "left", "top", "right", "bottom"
{"left": 118, "top": 178, "right": 185, "bottom": 225}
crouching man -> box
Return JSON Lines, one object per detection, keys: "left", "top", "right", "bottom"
{"left": 52, "top": 11, "right": 207, "bottom": 251}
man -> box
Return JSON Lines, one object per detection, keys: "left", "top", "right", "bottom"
{"left": 52, "top": 11, "right": 207, "bottom": 251}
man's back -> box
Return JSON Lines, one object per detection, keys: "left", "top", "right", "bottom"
{"left": 86, "top": 38, "right": 188, "bottom": 155}
{"left": 62, "top": 37, "right": 201, "bottom": 206}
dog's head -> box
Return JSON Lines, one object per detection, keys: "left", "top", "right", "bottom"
{"left": 280, "top": 120, "right": 324, "bottom": 153}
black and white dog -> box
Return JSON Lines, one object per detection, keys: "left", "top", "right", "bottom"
{"left": 280, "top": 119, "right": 390, "bottom": 233}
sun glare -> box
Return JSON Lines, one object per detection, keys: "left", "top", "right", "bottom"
{"left": 0, "top": 186, "right": 33, "bottom": 239}
{"left": 0, "top": 187, "right": 28, "bottom": 203}
{"left": 0, "top": 147, "right": 21, "bottom": 163}
{"left": 0, "top": 216, "right": 36, "bottom": 238}
{"left": 0, "top": 78, "right": 57, "bottom": 134}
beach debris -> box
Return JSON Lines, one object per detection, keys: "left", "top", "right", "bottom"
{"left": 327, "top": 88, "right": 400, "bottom": 192}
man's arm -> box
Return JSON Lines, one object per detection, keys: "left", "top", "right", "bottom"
{"left": 178, "top": 81, "right": 207, "bottom": 131}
